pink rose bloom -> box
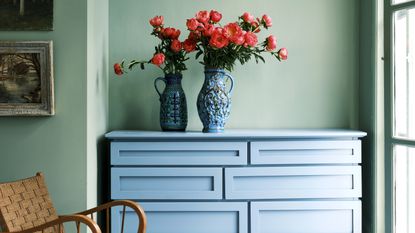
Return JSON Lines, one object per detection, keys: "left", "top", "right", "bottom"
{"left": 171, "top": 39, "right": 182, "bottom": 53}
{"left": 209, "top": 29, "right": 229, "bottom": 48}
{"left": 149, "top": 15, "right": 164, "bottom": 27}
{"left": 203, "top": 24, "right": 215, "bottom": 37}
{"left": 243, "top": 31, "right": 258, "bottom": 47}
{"left": 196, "top": 10, "right": 210, "bottom": 23}
{"left": 210, "top": 10, "right": 222, "bottom": 23}
{"left": 262, "top": 14, "right": 272, "bottom": 27}
{"left": 187, "top": 18, "right": 200, "bottom": 31}
{"left": 183, "top": 39, "right": 197, "bottom": 52}
{"left": 163, "top": 27, "right": 180, "bottom": 39}
{"left": 278, "top": 48, "right": 288, "bottom": 60}
{"left": 113, "top": 63, "right": 123, "bottom": 76}
{"left": 266, "top": 35, "right": 277, "bottom": 51}
{"left": 151, "top": 53, "right": 165, "bottom": 66}
{"left": 223, "top": 23, "right": 244, "bottom": 44}
{"left": 242, "top": 12, "right": 255, "bottom": 23}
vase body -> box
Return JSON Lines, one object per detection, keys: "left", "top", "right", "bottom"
{"left": 197, "top": 68, "right": 234, "bottom": 133}
{"left": 154, "top": 74, "right": 187, "bottom": 131}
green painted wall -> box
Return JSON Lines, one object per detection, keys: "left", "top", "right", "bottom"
{"left": 109, "top": 0, "right": 359, "bottom": 130}
{"left": 0, "top": 0, "right": 88, "bottom": 214}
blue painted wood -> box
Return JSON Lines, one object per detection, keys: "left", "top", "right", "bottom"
{"left": 225, "top": 166, "right": 361, "bottom": 199}
{"left": 107, "top": 130, "right": 365, "bottom": 233}
{"left": 111, "top": 202, "right": 248, "bottom": 233}
{"left": 111, "top": 167, "right": 223, "bottom": 200}
{"left": 111, "top": 141, "right": 247, "bottom": 165}
{"left": 250, "top": 140, "right": 362, "bottom": 164}
{"left": 251, "top": 201, "right": 361, "bottom": 233}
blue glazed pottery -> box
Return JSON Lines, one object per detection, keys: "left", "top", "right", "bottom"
{"left": 197, "top": 68, "right": 234, "bottom": 133}
{"left": 154, "top": 74, "right": 188, "bottom": 131}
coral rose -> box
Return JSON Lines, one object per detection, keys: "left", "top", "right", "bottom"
{"left": 262, "top": 14, "right": 272, "bottom": 27}
{"left": 113, "top": 63, "right": 123, "bottom": 76}
{"left": 210, "top": 10, "right": 222, "bottom": 23}
{"left": 209, "top": 29, "right": 229, "bottom": 48}
{"left": 266, "top": 35, "right": 277, "bottom": 51}
{"left": 278, "top": 48, "right": 288, "bottom": 60}
{"left": 187, "top": 18, "right": 201, "bottom": 31}
{"left": 151, "top": 53, "right": 165, "bottom": 66}
{"left": 203, "top": 24, "right": 215, "bottom": 37}
{"left": 149, "top": 15, "right": 164, "bottom": 27}
{"left": 171, "top": 39, "right": 182, "bottom": 53}
{"left": 188, "top": 31, "right": 201, "bottom": 41}
{"left": 183, "top": 39, "right": 197, "bottom": 52}
{"left": 163, "top": 27, "right": 180, "bottom": 39}
{"left": 242, "top": 12, "right": 255, "bottom": 24}
{"left": 223, "top": 23, "right": 244, "bottom": 45}
{"left": 243, "top": 31, "right": 258, "bottom": 47}
{"left": 196, "top": 10, "right": 210, "bottom": 23}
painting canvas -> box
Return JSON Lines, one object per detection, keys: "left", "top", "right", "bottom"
{"left": 0, "top": 0, "right": 53, "bottom": 31}
{"left": 0, "top": 41, "right": 54, "bottom": 116}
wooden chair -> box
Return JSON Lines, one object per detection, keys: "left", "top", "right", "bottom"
{"left": 0, "top": 172, "right": 146, "bottom": 233}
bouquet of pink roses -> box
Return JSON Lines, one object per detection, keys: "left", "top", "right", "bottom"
{"left": 183, "top": 10, "right": 287, "bottom": 71}
{"left": 114, "top": 15, "right": 190, "bottom": 76}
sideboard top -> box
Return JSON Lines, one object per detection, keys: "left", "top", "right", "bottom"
{"left": 105, "top": 129, "right": 367, "bottom": 140}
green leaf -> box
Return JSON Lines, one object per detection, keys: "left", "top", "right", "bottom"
{"left": 140, "top": 63, "right": 145, "bottom": 70}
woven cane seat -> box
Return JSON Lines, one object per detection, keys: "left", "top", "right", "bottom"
{"left": 0, "top": 173, "right": 58, "bottom": 233}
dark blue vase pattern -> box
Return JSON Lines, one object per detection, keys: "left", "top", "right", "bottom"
{"left": 154, "top": 74, "right": 188, "bottom": 131}
{"left": 197, "top": 68, "right": 234, "bottom": 133}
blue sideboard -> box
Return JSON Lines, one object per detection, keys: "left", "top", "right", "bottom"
{"left": 105, "top": 129, "right": 366, "bottom": 233}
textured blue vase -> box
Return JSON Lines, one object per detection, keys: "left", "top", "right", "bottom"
{"left": 197, "top": 68, "right": 234, "bottom": 133}
{"left": 154, "top": 74, "right": 188, "bottom": 131}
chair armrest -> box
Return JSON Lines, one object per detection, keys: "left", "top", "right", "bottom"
{"left": 75, "top": 200, "right": 146, "bottom": 233}
{"left": 2, "top": 214, "right": 101, "bottom": 233}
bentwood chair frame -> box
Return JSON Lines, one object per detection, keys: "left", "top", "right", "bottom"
{"left": 0, "top": 172, "right": 146, "bottom": 233}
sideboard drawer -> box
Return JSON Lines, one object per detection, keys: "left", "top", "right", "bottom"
{"left": 250, "top": 140, "right": 361, "bottom": 164}
{"left": 251, "top": 201, "right": 361, "bottom": 233}
{"left": 225, "top": 166, "right": 361, "bottom": 199}
{"left": 111, "top": 168, "right": 223, "bottom": 200}
{"left": 112, "top": 202, "right": 248, "bottom": 233}
{"left": 111, "top": 141, "right": 247, "bottom": 165}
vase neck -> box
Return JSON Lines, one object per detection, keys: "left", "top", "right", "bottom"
{"left": 164, "top": 74, "right": 182, "bottom": 85}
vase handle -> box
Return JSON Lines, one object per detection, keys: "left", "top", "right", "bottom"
{"left": 154, "top": 77, "right": 166, "bottom": 101}
{"left": 224, "top": 72, "right": 234, "bottom": 95}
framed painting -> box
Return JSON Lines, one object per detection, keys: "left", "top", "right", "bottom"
{"left": 0, "top": 41, "right": 54, "bottom": 116}
{"left": 0, "top": 0, "right": 53, "bottom": 31}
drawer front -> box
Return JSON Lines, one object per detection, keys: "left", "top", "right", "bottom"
{"left": 251, "top": 201, "right": 361, "bottom": 233}
{"left": 111, "top": 141, "right": 247, "bottom": 165}
{"left": 111, "top": 202, "right": 248, "bottom": 233}
{"left": 250, "top": 140, "right": 361, "bottom": 164}
{"left": 225, "top": 166, "right": 361, "bottom": 199}
{"left": 111, "top": 168, "right": 223, "bottom": 200}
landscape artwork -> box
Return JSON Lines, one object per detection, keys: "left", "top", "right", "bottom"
{"left": 0, "top": 0, "right": 53, "bottom": 31}
{"left": 0, "top": 41, "right": 54, "bottom": 116}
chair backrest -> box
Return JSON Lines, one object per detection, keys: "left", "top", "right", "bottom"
{"left": 0, "top": 172, "right": 59, "bottom": 233}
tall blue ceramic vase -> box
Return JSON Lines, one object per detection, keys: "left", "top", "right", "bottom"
{"left": 154, "top": 73, "right": 188, "bottom": 131}
{"left": 197, "top": 68, "right": 234, "bottom": 133}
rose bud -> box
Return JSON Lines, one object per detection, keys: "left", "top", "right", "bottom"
{"left": 262, "top": 14, "right": 272, "bottom": 27}
{"left": 149, "top": 15, "right": 164, "bottom": 27}
{"left": 242, "top": 12, "right": 255, "bottom": 24}
{"left": 210, "top": 10, "right": 222, "bottom": 23}
{"left": 170, "top": 39, "right": 182, "bottom": 53}
{"left": 266, "top": 35, "right": 277, "bottom": 51}
{"left": 278, "top": 48, "right": 288, "bottom": 60}
{"left": 196, "top": 10, "right": 210, "bottom": 23}
{"left": 252, "top": 21, "right": 261, "bottom": 33}
{"left": 151, "top": 53, "right": 165, "bottom": 66}
{"left": 113, "top": 63, "right": 123, "bottom": 76}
